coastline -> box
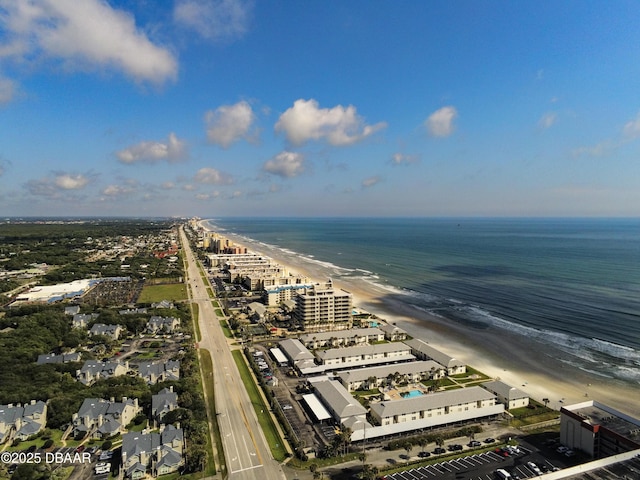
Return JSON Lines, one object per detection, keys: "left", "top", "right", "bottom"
{"left": 201, "top": 220, "right": 640, "bottom": 419}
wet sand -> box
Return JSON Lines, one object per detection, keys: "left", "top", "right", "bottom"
{"left": 203, "top": 221, "right": 640, "bottom": 418}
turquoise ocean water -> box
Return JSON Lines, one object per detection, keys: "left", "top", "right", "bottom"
{"left": 206, "top": 217, "right": 640, "bottom": 385}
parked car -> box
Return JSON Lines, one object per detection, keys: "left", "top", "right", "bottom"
{"left": 527, "top": 461, "right": 543, "bottom": 475}
{"left": 418, "top": 451, "right": 431, "bottom": 458}
{"left": 433, "top": 447, "right": 446, "bottom": 454}
{"left": 468, "top": 440, "right": 482, "bottom": 447}
{"left": 484, "top": 437, "right": 496, "bottom": 443}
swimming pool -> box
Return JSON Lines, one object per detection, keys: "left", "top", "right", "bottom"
{"left": 402, "top": 390, "right": 423, "bottom": 399}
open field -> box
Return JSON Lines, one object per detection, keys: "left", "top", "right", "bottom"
{"left": 137, "top": 282, "right": 187, "bottom": 303}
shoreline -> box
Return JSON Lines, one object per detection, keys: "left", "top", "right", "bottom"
{"left": 201, "top": 220, "right": 640, "bottom": 419}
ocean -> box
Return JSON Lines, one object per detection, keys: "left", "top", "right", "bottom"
{"left": 205, "top": 217, "right": 640, "bottom": 386}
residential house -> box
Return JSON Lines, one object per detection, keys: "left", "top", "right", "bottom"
{"left": 72, "top": 397, "right": 140, "bottom": 439}
{"left": 89, "top": 323, "right": 123, "bottom": 340}
{"left": 138, "top": 360, "right": 180, "bottom": 384}
{"left": 0, "top": 401, "right": 47, "bottom": 444}
{"left": 77, "top": 360, "right": 129, "bottom": 385}
{"left": 64, "top": 305, "right": 80, "bottom": 316}
{"left": 147, "top": 316, "right": 180, "bottom": 334}
{"left": 121, "top": 425, "right": 184, "bottom": 479}
{"left": 152, "top": 387, "right": 179, "bottom": 423}
{"left": 72, "top": 313, "right": 99, "bottom": 329}
{"left": 37, "top": 352, "right": 81, "bottom": 364}
{"left": 119, "top": 308, "right": 148, "bottom": 315}
{"left": 152, "top": 300, "right": 175, "bottom": 309}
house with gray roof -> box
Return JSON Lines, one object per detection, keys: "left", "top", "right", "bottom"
{"left": 77, "top": 360, "right": 129, "bottom": 385}
{"left": 146, "top": 316, "right": 180, "bottom": 334}
{"left": 138, "top": 360, "right": 180, "bottom": 384}
{"left": 481, "top": 380, "right": 530, "bottom": 410}
{"left": 65, "top": 305, "right": 80, "bottom": 316}
{"left": 0, "top": 401, "right": 47, "bottom": 444}
{"left": 121, "top": 424, "right": 184, "bottom": 478}
{"left": 404, "top": 338, "right": 466, "bottom": 375}
{"left": 152, "top": 387, "right": 179, "bottom": 423}
{"left": 37, "top": 352, "right": 81, "bottom": 364}
{"left": 89, "top": 323, "right": 123, "bottom": 339}
{"left": 72, "top": 313, "right": 99, "bottom": 329}
{"left": 379, "top": 323, "right": 408, "bottom": 341}
{"left": 152, "top": 300, "right": 175, "bottom": 309}
{"left": 119, "top": 308, "right": 148, "bottom": 315}
{"left": 72, "top": 397, "right": 140, "bottom": 439}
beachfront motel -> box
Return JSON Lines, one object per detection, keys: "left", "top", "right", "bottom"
{"left": 309, "top": 380, "right": 504, "bottom": 442}
{"left": 336, "top": 359, "right": 446, "bottom": 392}
{"left": 560, "top": 400, "right": 640, "bottom": 458}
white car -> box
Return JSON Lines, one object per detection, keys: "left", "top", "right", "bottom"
{"left": 527, "top": 461, "right": 543, "bottom": 475}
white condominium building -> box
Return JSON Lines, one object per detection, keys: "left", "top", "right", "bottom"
{"left": 293, "top": 280, "right": 353, "bottom": 332}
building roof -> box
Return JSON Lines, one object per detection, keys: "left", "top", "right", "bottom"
{"left": 481, "top": 380, "right": 529, "bottom": 400}
{"left": 313, "top": 380, "right": 367, "bottom": 419}
{"left": 316, "top": 342, "right": 411, "bottom": 361}
{"left": 301, "top": 394, "right": 332, "bottom": 421}
{"left": 370, "top": 386, "right": 497, "bottom": 418}
{"left": 299, "top": 328, "right": 384, "bottom": 343}
{"left": 562, "top": 401, "right": 640, "bottom": 445}
{"left": 404, "top": 338, "right": 464, "bottom": 368}
{"left": 279, "top": 338, "right": 315, "bottom": 362}
{"left": 337, "top": 360, "right": 443, "bottom": 384}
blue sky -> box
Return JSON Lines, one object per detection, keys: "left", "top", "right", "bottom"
{"left": 1, "top": 0, "right": 639, "bottom": 217}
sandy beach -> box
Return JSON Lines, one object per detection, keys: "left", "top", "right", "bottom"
{"left": 203, "top": 221, "right": 640, "bottom": 419}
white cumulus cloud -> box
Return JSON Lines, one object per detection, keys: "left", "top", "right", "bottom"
{"left": 0, "top": 0, "right": 177, "bottom": 85}
{"left": 0, "top": 76, "right": 17, "bottom": 104}
{"left": 194, "top": 167, "right": 233, "bottom": 185}
{"left": 623, "top": 112, "right": 640, "bottom": 139}
{"left": 116, "top": 133, "right": 187, "bottom": 164}
{"left": 25, "top": 172, "right": 92, "bottom": 197}
{"left": 425, "top": 106, "right": 458, "bottom": 137}
{"left": 538, "top": 112, "right": 557, "bottom": 129}
{"left": 174, "top": 0, "right": 251, "bottom": 41}
{"left": 275, "top": 99, "right": 387, "bottom": 146}
{"left": 263, "top": 151, "right": 305, "bottom": 178}
{"left": 362, "top": 176, "right": 381, "bottom": 188}
{"left": 205, "top": 101, "right": 256, "bottom": 148}
{"left": 391, "top": 152, "right": 419, "bottom": 166}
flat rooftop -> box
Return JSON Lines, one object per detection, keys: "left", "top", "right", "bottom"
{"left": 560, "top": 455, "right": 640, "bottom": 479}
{"left": 568, "top": 402, "right": 640, "bottom": 444}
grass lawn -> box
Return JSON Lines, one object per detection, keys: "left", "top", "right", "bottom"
{"left": 199, "top": 349, "right": 221, "bottom": 477}
{"left": 231, "top": 350, "right": 287, "bottom": 461}
{"left": 220, "top": 320, "right": 234, "bottom": 338}
{"left": 191, "top": 302, "right": 202, "bottom": 342}
{"left": 138, "top": 283, "right": 187, "bottom": 303}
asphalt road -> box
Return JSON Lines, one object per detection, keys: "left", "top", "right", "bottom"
{"left": 180, "top": 227, "right": 286, "bottom": 480}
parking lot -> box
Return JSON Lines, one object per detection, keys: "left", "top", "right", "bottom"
{"left": 383, "top": 443, "right": 562, "bottom": 480}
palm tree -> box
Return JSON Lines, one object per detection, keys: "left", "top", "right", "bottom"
{"left": 404, "top": 441, "right": 413, "bottom": 461}
{"left": 417, "top": 437, "right": 427, "bottom": 455}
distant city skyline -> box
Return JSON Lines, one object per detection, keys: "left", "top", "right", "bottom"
{"left": 1, "top": 1, "right": 639, "bottom": 217}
